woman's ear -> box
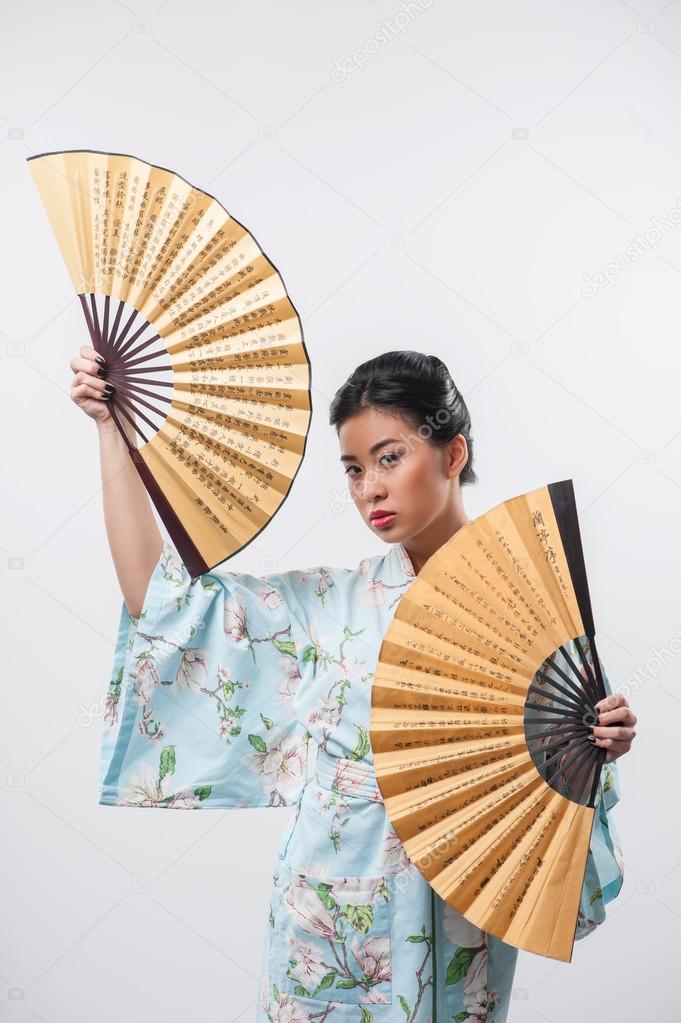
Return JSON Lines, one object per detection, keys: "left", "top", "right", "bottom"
{"left": 447, "top": 434, "right": 469, "bottom": 479}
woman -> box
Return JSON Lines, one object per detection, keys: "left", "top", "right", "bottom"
{"left": 71, "top": 346, "right": 636, "bottom": 1022}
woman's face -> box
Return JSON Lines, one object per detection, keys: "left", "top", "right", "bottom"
{"left": 337, "top": 406, "right": 468, "bottom": 545}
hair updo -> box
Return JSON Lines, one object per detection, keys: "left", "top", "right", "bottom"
{"left": 328, "top": 350, "right": 477, "bottom": 486}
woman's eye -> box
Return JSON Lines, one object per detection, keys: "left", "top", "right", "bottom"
{"left": 380, "top": 452, "right": 401, "bottom": 467}
{"left": 344, "top": 465, "right": 360, "bottom": 476}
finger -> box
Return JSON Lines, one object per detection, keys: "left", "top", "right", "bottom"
{"left": 594, "top": 694, "right": 628, "bottom": 714}
{"left": 70, "top": 357, "right": 107, "bottom": 381}
{"left": 71, "top": 369, "right": 110, "bottom": 393}
{"left": 71, "top": 381, "right": 115, "bottom": 401}
{"left": 79, "top": 344, "right": 106, "bottom": 365}
{"left": 593, "top": 737, "right": 632, "bottom": 754}
{"left": 597, "top": 706, "right": 636, "bottom": 726}
{"left": 592, "top": 725, "right": 636, "bottom": 741}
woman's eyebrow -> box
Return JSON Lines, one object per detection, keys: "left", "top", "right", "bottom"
{"left": 339, "top": 438, "right": 400, "bottom": 462}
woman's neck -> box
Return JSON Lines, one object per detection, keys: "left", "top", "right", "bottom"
{"left": 403, "top": 505, "right": 470, "bottom": 576}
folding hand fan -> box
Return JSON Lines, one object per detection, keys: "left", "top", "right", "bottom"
{"left": 28, "top": 148, "right": 310, "bottom": 577}
{"left": 370, "top": 479, "right": 611, "bottom": 963}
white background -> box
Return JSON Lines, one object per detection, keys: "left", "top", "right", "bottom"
{"left": 1, "top": 0, "right": 678, "bottom": 1019}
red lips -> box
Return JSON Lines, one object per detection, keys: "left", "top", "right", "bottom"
{"left": 370, "top": 509, "right": 395, "bottom": 520}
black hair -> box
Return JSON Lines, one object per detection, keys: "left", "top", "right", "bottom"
{"left": 328, "top": 350, "right": 477, "bottom": 485}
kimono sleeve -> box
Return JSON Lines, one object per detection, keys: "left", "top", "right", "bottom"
{"left": 574, "top": 642, "right": 625, "bottom": 941}
{"left": 98, "top": 538, "right": 311, "bottom": 809}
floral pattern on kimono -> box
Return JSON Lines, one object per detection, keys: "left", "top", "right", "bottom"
{"left": 100, "top": 536, "right": 624, "bottom": 1021}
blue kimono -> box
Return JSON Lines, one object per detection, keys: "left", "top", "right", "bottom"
{"left": 100, "top": 537, "right": 624, "bottom": 1022}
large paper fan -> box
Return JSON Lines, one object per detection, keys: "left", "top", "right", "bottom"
{"left": 28, "top": 148, "right": 311, "bottom": 577}
{"left": 370, "top": 479, "right": 610, "bottom": 963}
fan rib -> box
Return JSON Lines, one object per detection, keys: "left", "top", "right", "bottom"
{"left": 527, "top": 681, "right": 589, "bottom": 717}
{"left": 534, "top": 663, "right": 592, "bottom": 709}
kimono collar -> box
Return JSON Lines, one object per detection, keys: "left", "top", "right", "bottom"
{"left": 391, "top": 541, "right": 417, "bottom": 580}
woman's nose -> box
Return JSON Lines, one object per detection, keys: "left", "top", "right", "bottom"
{"left": 360, "top": 469, "right": 387, "bottom": 501}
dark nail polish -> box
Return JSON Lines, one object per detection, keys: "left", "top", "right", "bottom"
{"left": 95, "top": 354, "right": 106, "bottom": 366}
{"left": 587, "top": 735, "right": 596, "bottom": 743}
{"left": 97, "top": 367, "right": 108, "bottom": 379}
{"left": 103, "top": 384, "right": 115, "bottom": 396}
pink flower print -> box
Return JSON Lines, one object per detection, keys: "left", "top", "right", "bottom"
{"left": 381, "top": 828, "right": 412, "bottom": 874}
{"left": 463, "top": 948, "right": 497, "bottom": 1020}
{"left": 271, "top": 991, "right": 313, "bottom": 1023}
{"left": 176, "top": 647, "right": 208, "bottom": 692}
{"left": 241, "top": 728, "right": 308, "bottom": 804}
{"left": 259, "top": 585, "right": 284, "bottom": 612}
{"left": 134, "top": 653, "right": 160, "bottom": 704}
{"left": 284, "top": 879, "right": 337, "bottom": 940}
{"left": 116, "top": 762, "right": 204, "bottom": 809}
{"left": 350, "top": 933, "right": 391, "bottom": 985}
{"left": 223, "top": 594, "right": 247, "bottom": 642}
{"left": 277, "top": 657, "right": 302, "bottom": 715}
{"left": 286, "top": 936, "right": 328, "bottom": 992}
{"left": 361, "top": 578, "right": 387, "bottom": 607}
{"left": 362, "top": 988, "right": 391, "bottom": 1004}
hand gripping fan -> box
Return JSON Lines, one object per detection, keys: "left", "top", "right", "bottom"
{"left": 28, "top": 148, "right": 311, "bottom": 578}
{"left": 370, "top": 479, "right": 611, "bottom": 963}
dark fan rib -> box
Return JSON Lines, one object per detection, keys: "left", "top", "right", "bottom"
{"left": 528, "top": 681, "right": 590, "bottom": 717}
{"left": 539, "top": 732, "right": 592, "bottom": 772}
{"left": 562, "top": 640, "right": 602, "bottom": 707}
{"left": 118, "top": 319, "right": 155, "bottom": 359}
{"left": 112, "top": 305, "right": 139, "bottom": 352}
{"left": 586, "top": 748, "right": 606, "bottom": 807}
{"left": 524, "top": 701, "right": 579, "bottom": 718}
{"left": 110, "top": 398, "right": 149, "bottom": 444}
{"left": 526, "top": 722, "right": 590, "bottom": 743}
{"left": 118, "top": 381, "right": 173, "bottom": 406}
{"left": 535, "top": 660, "right": 594, "bottom": 708}
{"left": 527, "top": 730, "right": 589, "bottom": 760}
{"left": 107, "top": 299, "right": 126, "bottom": 349}
{"left": 90, "top": 293, "right": 101, "bottom": 344}
{"left": 124, "top": 335, "right": 166, "bottom": 365}
{"left": 542, "top": 654, "right": 594, "bottom": 708}
{"left": 556, "top": 741, "right": 598, "bottom": 803}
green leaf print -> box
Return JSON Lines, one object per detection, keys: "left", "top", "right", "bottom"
{"left": 158, "top": 745, "right": 176, "bottom": 784}
{"left": 590, "top": 886, "right": 603, "bottom": 905}
{"left": 346, "top": 902, "right": 374, "bottom": 934}
{"left": 399, "top": 995, "right": 410, "bottom": 1019}
{"left": 222, "top": 678, "right": 235, "bottom": 699}
{"left": 272, "top": 637, "right": 296, "bottom": 658}
{"left": 302, "top": 645, "right": 317, "bottom": 665}
{"left": 347, "top": 723, "right": 370, "bottom": 762}
{"left": 248, "top": 734, "right": 267, "bottom": 753}
{"left": 406, "top": 934, "right": 426, "bottom": 942}
{"left": 360, "top": 1008, "right": 373, "bottom": 1023}
{"left": 193, "top": 785, "right": 212, "bottom": 801}
{"left": 446, "top": 946, "right": 476, "bottom": 985}
{"left": 315, "top": 881, "right": 336, "bottom": 910}
{"left": 260, "top": 714, "right": 273, "bottom": 729}
{"left": 454, "top": 1012, "right": 469, "bottom": 1021}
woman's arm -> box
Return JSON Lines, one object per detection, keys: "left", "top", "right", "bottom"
{"left": 97, "top": 417, "right": 162, "bottom": 618}
{"left": 69, "top": 342, "right": 162, "bottom": 617}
